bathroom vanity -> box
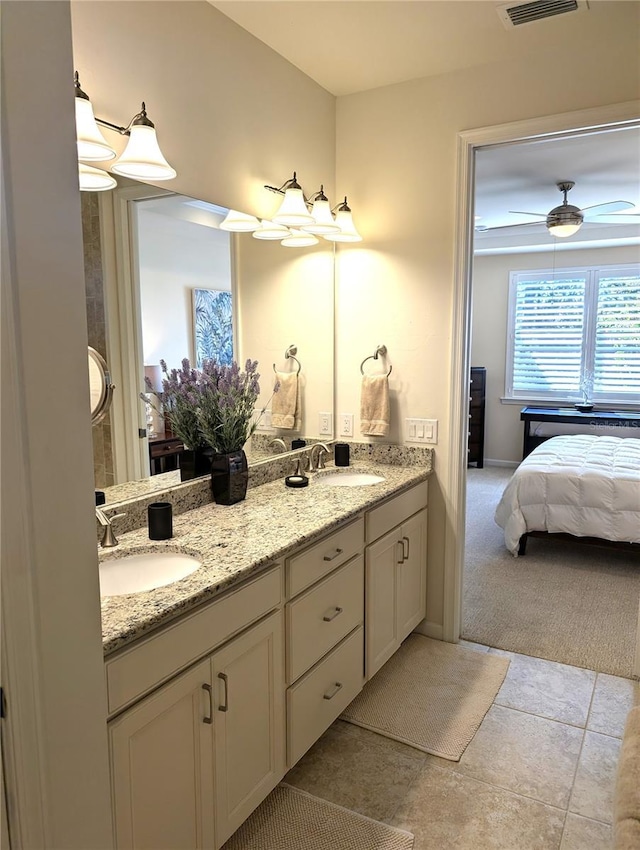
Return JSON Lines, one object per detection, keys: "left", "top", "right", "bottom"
{"left": 100, "top": 459, "right": 430, "bottom": 849}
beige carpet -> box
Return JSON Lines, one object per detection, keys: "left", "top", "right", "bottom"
{"left": 223, "top": 784, "right": 414, "bottom": 849}
{"left": 340, "top": 635, "right": 509, "bottom": 761}
{"left": 463, "top": 467, "right": 640, "bottom": 678}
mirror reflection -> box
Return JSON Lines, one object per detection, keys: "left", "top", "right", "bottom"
{"left": 83, "top": 183, "right": 335, "bottom": 502}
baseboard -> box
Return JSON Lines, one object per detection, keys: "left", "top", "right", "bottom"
{"left": 484, "top": 459, "right": 519, "bottom": 468}
{"left": 414, "top": 621, "right": 443, "bottom": 641}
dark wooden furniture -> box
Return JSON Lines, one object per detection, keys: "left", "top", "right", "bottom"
{"left": 520, "top": 406, "right": 640, "bottom": 459}
{"left": 468, "top": 367, "right": 486, "bottom": 468}
{"left": 149, "top": 432, "right": 184, "bottom": 475}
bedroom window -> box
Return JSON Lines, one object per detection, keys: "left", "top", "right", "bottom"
{"left": 505, "top": 264, "right": 640, "bottom": 406}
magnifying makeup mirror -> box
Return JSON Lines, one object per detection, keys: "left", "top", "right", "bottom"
{"left": 88, "top": 346, "right": 114, "bottom": 425}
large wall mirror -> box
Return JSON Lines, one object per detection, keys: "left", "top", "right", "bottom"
{"left": 83, "top": 179, "right": 335, "bottom": 501}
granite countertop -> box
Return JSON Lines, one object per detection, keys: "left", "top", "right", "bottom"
{"left": 100, "top": 460, "right": 432, "bottom": 656}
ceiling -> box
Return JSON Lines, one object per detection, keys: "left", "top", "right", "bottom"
{"left": 209, "top": 0, "right": 640, "bottom": 254}
{"left": 209, "top": 0, "right": 637, "bottom": 98}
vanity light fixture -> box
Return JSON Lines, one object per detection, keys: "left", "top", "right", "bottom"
{"left": 323, "top": 197, "right": 363, "bottom": 242}
{"left": 74, "top": 71, "right": 177, "bottom": 188}
{"left": 219, "top": 209, "right": 261, "bottom": 232}
{"left": 281, "top": 229, "right": 319, "bottom": 248}
{"left": 265, "top": 173, "right": 362, "bottom": 243}
{"left": 252, "top": 220, "right": 290, "bottom": 240}
{"left": 78, "top": 162, "right": 117, "bottom": 192}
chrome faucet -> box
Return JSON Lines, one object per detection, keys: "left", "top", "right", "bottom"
{"left": 308, "top": 442, "right": 331, "bottom": 473}
{"left": 269, "top": 438, "right": 287, "bottom": 453}
{"left": 96, "top": 507, "right": 126, "bottom": 548}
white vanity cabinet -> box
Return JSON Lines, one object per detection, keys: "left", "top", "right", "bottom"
{"left": 284, "top": 517, "right": 366, "bottom": 767}
{"left": 365, "top": 482, "right": 428, "bottom": 679}
{"left": 107, "top": 566, "right": 285, "bottom": 850}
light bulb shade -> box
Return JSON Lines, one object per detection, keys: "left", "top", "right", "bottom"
{"left": 546, "top": 204, "right": 583, "bottom": 238}
{"left": 75, "top": 97, "right": 116, "bottom": 162}
{"left": 301, "top": 197, "right": 341, "bottom": 234}
{"left": 144, "top": 364, "right": 164, "bottom": 394}
{"left": 323, "top": 206, "right": 363, "bottom": 242}
{"left": 272, "top": 187, "right": 315, "bottom": 226}
{"left": 252, "top": 220, "right": 290, "bottom": 240}
{"left": 111, "top": 124, "right": 176, "bottom": 181}
{"left": 78, "top": 163, "right": 117, "bottom": 192}
{"left": 219, "top": 210, "right": 261, "bottom": 232}
{"left": 281, "top": 229, "right": 319, "bottom": 248}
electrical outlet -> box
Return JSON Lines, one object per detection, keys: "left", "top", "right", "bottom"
{"left": 319, "top": 412, "right": 333, "bottom": 435}
{"left": 262, "top": 409, "right": 272, "bottom": 430}
{"left": 340, "top": 413, "right": 354, "bottom": 437}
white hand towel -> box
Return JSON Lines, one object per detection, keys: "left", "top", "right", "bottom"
{"left": 360, "top": 374, "right": 390, "bottom": 437}
{"left": 272, "top": 371, "right": 301, "bottom": 430}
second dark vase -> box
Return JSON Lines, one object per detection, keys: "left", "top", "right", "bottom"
{"left": 180, "top": 448, "right": 213, "bottom": 481}
{"left": 210, "top": 449, "right": 249, "bottom": 505}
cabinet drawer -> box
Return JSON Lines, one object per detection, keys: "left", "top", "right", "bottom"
{"left": 287, "top": 626, "right": 364, "bottom": 767}
{"left": 365, "top": 481, "right": 428, "bottom": 544}
{"left": 286, "top": 517, "right": 364, "bottom": 598}
{"left": 149, "top": 439, "right": 184, "bottom": 458}
{"left": 105, "top": 565, "right": 282, "bottom": 716}
{"left": 286, "top": 556, "right": 364, "bottom": 684}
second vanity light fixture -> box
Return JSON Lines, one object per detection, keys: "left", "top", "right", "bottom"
{"left": 74, "top": 71, "right": 177, "bottom": 191}
{"left": 219, "top": 172, "right": 362, "bottom": 245}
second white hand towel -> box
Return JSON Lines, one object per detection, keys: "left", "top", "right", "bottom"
{"left": 360, "top": 374, "right": 390, "bottom": 437}
{"left": 272, "top": 371, "right": 301, "bottom": 430}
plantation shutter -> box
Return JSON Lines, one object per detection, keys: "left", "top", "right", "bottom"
{"left": 509, "top": 272, "right": 587, "bottom": 397}
{"left": 593, "top": 268, "right": 640, "bottom": 398}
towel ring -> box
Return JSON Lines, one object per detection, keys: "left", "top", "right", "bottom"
{"left": 360, "top": 344, "right": 392, "bottom": 377}
{"left": 273, "top": 344, "right": 301, "bottom": 375}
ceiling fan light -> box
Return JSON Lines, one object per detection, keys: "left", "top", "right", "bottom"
{"left": 219, "top": 210, "right": 261, "bottom": 232}
{"left": 546, "top": 204, "right": 583, "bottom": 238}
{"left": 78, "top": 162, "right": 117, "bottom": 192}
{"left": 111, "top": 123, "right": 177, "bottom": 181}
{"left": 252, "top": 220, "right": 290, "bottom": 240}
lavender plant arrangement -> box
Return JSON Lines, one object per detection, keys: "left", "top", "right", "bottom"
{"left": 159, "top": 357, "right": 262, "bottom": 502}
{"left": 197, "top": 359, "right": 261, "bottom": 504}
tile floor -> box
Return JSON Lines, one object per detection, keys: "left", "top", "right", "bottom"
{"left": 285, "top": 643, "right": 639, "bottom": 850}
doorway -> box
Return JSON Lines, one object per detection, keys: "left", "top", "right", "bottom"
{"left": 445, "top": 102, "right": 640, "bottom": 677}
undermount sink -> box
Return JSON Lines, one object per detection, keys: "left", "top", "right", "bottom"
{"left": 317, "top": 471, "right": 385, "bottom": 487}
{"left": 99, "top": 551, "right": 202, "bottom": 598}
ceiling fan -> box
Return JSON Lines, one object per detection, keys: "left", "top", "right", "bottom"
{"left": 476, "top": 180, "right": 640, "bottom": 238}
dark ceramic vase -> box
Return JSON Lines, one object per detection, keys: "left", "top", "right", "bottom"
{"left": 180, "top": 448, "right": 213, "bottom": 482}
{"left": 210, "top": 449, "right": 249, "bottom": 505}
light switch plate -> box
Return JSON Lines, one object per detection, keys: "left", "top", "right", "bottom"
{"left": 406, "top": 418, "right": 438, "bottom": 444}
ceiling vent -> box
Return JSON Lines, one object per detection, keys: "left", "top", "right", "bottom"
{"left": 497, "top": 0, "right": 589, "bottom": 28}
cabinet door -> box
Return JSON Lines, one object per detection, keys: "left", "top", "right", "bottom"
{"left": 212, "top": 610, "right": 285, "bottom": 848}
{"left": 365, "top": 529, "right": 403, "bottom": 679}
{"left": 109, "top": 659, "right": 215, "bottom": 850}
{"left": 397, "top": 508, "right": 428, "bottom": 643}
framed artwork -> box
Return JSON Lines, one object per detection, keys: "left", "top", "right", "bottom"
{"left": 193, "top": 288, "right": 233, "bottom": 368}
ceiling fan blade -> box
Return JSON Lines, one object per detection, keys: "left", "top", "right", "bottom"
{"left": 582, "top": 200, "right": 635, "bottom": 217}
{"left": 507, "top": 210, "right": 546, "bottom": 218}
{"left": 583, "top": 214, "right": 640, "bottom": 224}
{"left": 476, "top": 221, "right": 546, "bottom": 232}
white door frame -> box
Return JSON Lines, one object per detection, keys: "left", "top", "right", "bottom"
{"left": 444, "top": 100, "right": 640, "bottom": 652}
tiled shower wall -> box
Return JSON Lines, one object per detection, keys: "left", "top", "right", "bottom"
{"left": 82, "top": 193, "right": 115, "bottom": 488}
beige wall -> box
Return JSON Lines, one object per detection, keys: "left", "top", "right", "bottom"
{"left": 335, "top": 30, "right": 640, "bottom": 631}
{"left": 471, "top": 245, "right": 640, "bottom": 464}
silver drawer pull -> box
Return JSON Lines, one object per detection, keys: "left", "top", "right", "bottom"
{"left": 218, "top": 672, "right": 229, "bottom": 712}
{"left": 202, "top": 683, "right": 213, "bottom": 724}
{"left": 323, "top": 547, "right": 343, "bottom": 562}
{"left": 323, "top": 682, "right": 343, "bottom": 700}
{"left": 323, "top": 606, "right": 343, "bottom": 622}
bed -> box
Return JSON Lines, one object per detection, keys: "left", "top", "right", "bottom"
{"left": 494, "top": 434, "right": 640, "bottom": 556}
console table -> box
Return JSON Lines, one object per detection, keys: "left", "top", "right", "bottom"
{"left": 520, "top": 407, "right": 640, "bottom": 459}
{"left": 148, "top": 432, "right": 185, "bottom": 475}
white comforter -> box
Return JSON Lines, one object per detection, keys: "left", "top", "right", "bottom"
{"left": 495, "top": 435, "right": 640, "bottom": 555}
